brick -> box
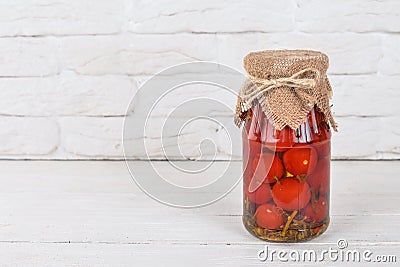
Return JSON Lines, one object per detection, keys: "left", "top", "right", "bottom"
{"left": 0, "top": 37, "right": 59, "bottom": 77}
{"left": 0, "top": 117, "right": 58, "bottom": 157}
{"left": 377, "top": 117, "right": 400, "bottom": 159}
{"left": 332, "top": 117, "right": 380, "bottom": 159}
{"left": 128, "top": 0, "right": 295, "bottom": 33}
{"left": 330, "top": 74, "right": 400, "bottom": 117}
{"left": 60, "top": 34, "right": 218, "bottom": 75}
{"left": 0, "top": 73, "right": 137, "bottom": 116}
{"left": 0, "top": 0, "right": 125, "bottom": 36}
{"left": 217, "top": 33, "right": 381, "bottom": 75}
{"left": 130, "top": 73, "right": 240, "bottom": 119}
{"left": 380, "top": 34, "right": 400, "bottom": 75}
{"left": 296, "top": 0, "right": 400, "bottom": 33}
{"left": 59, "top": 117, "right": 124, "bottom": 158}
{"left": 60, "top": 115, "right": 241, "bottom": 160}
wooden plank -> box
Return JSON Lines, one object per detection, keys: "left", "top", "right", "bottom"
{"left": 0, "top": 161, "right": 399, "bottom": 266}
{"left": 0, "top": 242, "right": 398, "bottom": 267}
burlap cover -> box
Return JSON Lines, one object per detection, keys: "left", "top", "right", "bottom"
{"left": 234, "top": 50, "right": 337, "bottom": 131}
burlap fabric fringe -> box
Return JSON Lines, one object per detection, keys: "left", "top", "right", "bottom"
{"left": 234, "top": 50, "right": 338, "bottom": 131}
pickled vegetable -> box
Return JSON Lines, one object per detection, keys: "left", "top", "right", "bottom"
{"left": 242, "top": 103, "right": 330, "bottom": 242}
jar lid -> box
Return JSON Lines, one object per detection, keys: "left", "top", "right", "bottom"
{"left": 235, "top": 50, "right": 337, "bottom": 131}
{"left": 244, "top": 50, "right": 329, "bottom": 79}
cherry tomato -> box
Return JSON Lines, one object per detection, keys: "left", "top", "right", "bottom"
{"left": 245, "top": 183, "right": 272, "bottom": 204}
{"left": 252, "top": 152, "right": 284, "bottom": 183}
{"left": 272, "top": 178, "right": 311, "bottom": 210}
{"left": 304, "top": 197, "right": 328, "bottom": 223}
{"left": 307, "top": 157, "right": 330, "bottom": 195}
{"left": 283, "top": 145, "right": 318, "bottom": 176}
{"left": 255, "top": 203, "right": 284, "bottom": 230}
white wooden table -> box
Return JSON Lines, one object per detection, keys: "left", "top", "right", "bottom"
{"left": 0, "top": 160, "right": 398, "bottom": 266}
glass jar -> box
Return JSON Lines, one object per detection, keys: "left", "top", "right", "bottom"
{"left": 242, "top": 101, "right": 331, "bottom": 242}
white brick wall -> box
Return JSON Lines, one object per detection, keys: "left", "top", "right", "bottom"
{"left": 0, "top": 0, "right": 399, "bottom": 160}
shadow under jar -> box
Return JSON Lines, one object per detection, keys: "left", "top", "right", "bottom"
{"left": 242, "top": 102, "right": 331, "bottom": 242}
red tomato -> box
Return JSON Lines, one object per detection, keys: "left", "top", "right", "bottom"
{"left": 307, "top": 157, "right": 330, "bottom": 195}
{"left": 283, "top": 145, "right": 318, "bottom": 176}
{"left": 252, "top": 152, "right": 284, "bottom": 183}
{"left": 262, "top": 123, "right": 296, "bottom": 152}
{"left": 304, "top": 197, "right": 328, "bottom": 223}
{"left": 272, "top": 178, "right": 311, "bottom": 210}
{"left": 255, "top": 203, "right": 284, "bottom": 230}
{"left": 245, "top": 183, "right": 272, "bottom": 204}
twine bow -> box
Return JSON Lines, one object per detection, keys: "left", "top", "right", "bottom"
{"left": 240, "top": 68, "right": 321, "bottom": 106}
{"left": 235, "top": 50, "right": 337, "bottom": 132}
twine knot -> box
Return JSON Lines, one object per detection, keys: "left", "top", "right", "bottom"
{"left": 241, "top": 68, "right": 321, "bottom": 105}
